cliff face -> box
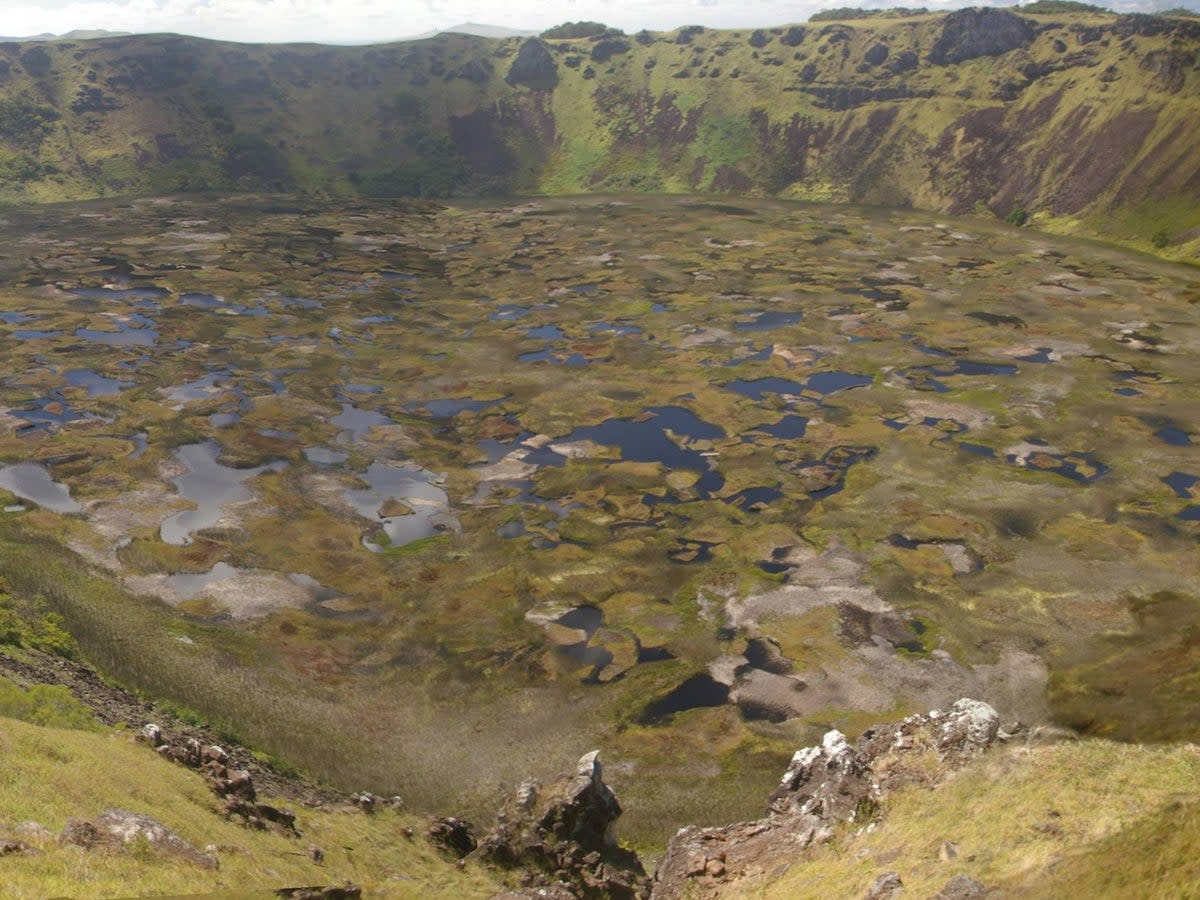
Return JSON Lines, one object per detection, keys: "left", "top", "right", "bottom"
{"left": 0, "top": 9, "right": 1196, "bottom": 257}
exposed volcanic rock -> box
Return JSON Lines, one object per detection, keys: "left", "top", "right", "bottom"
{"left": 591, "top": 39, "right": 631, "bottom": 63}
{"left": 506, "top": 38, "right": 559, "bottom": 90}
{"left": 427, "top": 816, "right": 478, "bottom": 857}
{"left": 141, "top": 724, "right": 298, "bottom": 835}
{"left": 474, "top": 750, "right": 650, "bottom": 899}
{"left": 652, "top": 700, "right": 1006, "bottom": 899}
{"left": 929, "top": 9, "right": 1036, "bottom": 65}
{"left": 60, "top": 809, "right": 218, "bottom": 869}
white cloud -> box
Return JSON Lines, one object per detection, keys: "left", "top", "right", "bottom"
{"left": 0, "top": 0, "right": 1192, "bottom": 43}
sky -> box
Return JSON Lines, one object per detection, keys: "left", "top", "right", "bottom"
{"left": 2, "top": 0, "right": 1196, "bottom": 44}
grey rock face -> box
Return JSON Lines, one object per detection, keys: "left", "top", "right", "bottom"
{"left": 506, "top": 39, "right": 558, "bottom": 90}
{"left": 929, "top": 9, "right": 1035, "bottom": 65}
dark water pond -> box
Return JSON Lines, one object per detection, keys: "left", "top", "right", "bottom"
{"left": 14, "top": 392, "right": 87, "bottom": 429}
{"left": 749, "top": 415, "right": 809, "bottom": 439}
{"left": 725, "top": 371, "right": 872, "bottom": 400}
{"left": 332, "top": 403, "right": 395, "bottom": 441}
{"left": 638, "top": 674, "right": 729, "bottom": 724}
{"left": 733, "top": 311, "right": 803, "bottom": 332}
{"left": 65, "top": 368, "right": 130, "bottom": 397}
{"left": 70, "top": 286, "right": 169, "bottom": 301}
{"left": 1163, "top": 472, "right": 1199, "bottom": 499}
{"left": 409, "top": 397, "right": 503, "bottom": 419}
{"left": 526, "top": 406, "right": 726, "bottom": 496}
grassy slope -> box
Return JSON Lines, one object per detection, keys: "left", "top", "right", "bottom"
{"left": 734, "top": 739, "right": 1200, "bottom": 899}
{"left": 0, "top": 711, "right": 501, "bottom": 899}
{"left": 0, "top": 11, "right": 1195, "bottom": 259}
{"left": 536, "top": 14, "right": 1200, "bottom": 262}
{"left": 0, "top": 515, "right": 633, "bottom": 830}
{"left": 1, "top": 696, "right": 1193, "bottom": 898}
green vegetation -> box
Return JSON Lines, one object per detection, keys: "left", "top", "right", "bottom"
{"left": 0, "top": 95, "right": 59, "bottom": 150}
{"left": 542, "top": 22, "right": 620, "bottom": 39}
{"left": 0, "top": 187, "right": 1196, "bottom": 855}
{"left": 1005, "top": 205, "right": 1029, "bottom": 226}
{"left": 0, "top": 588, "right": 80, "bottom": 660}
{"left": 223, "top": 133, "right": 290, "bottom": 184}
{"left": 0, "top": 713, "right": 502, "bottom": 898}
{"left": 0, "top": 12, "right": 1187, "bottom": 258}
{"left": 0, "top": 679, "right": 98, "bottom": 730}
{"left": 358, "top": 145, "right": 468, "bottom": 198}
{"left": 737, "top": 740, "right": 1200, "bottom": 898}
{"left": 1016, "top": 1, "right": 1106, "bottom": 13}
{"left": 809, "top": 7, "right": 930, "bottom": 21}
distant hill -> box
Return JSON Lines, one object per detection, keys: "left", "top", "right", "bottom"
{"left": 0, "top": 9, "right": 1194, "bottom": 258}
{"left": 404, "top": 23, "right": 537, "bottom": 40}
{"left": 0, "top": 29, "right": 131, "bottom": 42}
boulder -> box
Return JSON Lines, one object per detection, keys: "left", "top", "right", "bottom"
{"left": 475, "top": 751, "right": 649, "bottom": 899}
{"left": 934, "top": 699, "right": 1001, "bottom": 758}
{"left": 866, "top": 871, "right": 905, "bottom": 899}
{"left": 427, "top": 816, "right": 477, "bottom": 857}
{"left": 59, "top": 818, "right": 106, "bottom": 849}
{"left": 139, "top": 723, "right": 165, "bottom": 747}
{"left": 143, "top": 723, "right": 298, "bottom": 835}
{"left": 223, "top": 797, "right": 297, "bottom": 834}
{"left": 768, "top": 729, "right": 879, "bottom": 823}
{"left": 350, "top": 792, "right": 379, "bottom": 814}
{"left": 62, "top": 809, "right": 218, "bottom": 869}
{"left": 856, "top": 699, "right": 1001, "bottom": 769}
{"left": 14, "top": 821, "right": 53, "bottom": 842}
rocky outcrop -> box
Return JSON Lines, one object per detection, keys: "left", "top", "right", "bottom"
{"left": 766, "top": 730, "right": 879, "bottom": 823}
{"left": 0, "top": 650, "right": 338, "bottom": 810}
{"left": 506, "top": 39, "right": 558, "bottom": 90}
{"left": 141, "top": 723, "right": 298, "bottom": 835}
{"left": 474, "top": 750, "right": 650, "bottom": 899}
{"left": 929, "top": 8, "right": 1036, "bottom": 65}
{"left": 653, "top": 700, "right": 1005, "bottom": 899}
{"left": 427, "top": 816, "right": 478, "bottom": 857}
{"left": 60, "top": 808, "right": 218, "bottom": 869}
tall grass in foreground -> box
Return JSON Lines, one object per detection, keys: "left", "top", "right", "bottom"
{"left": 0, "top": 714, "right": 501, "bottom": 898}
{"left": 734, "top": 740, "right": 1200, "bottom": 899}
